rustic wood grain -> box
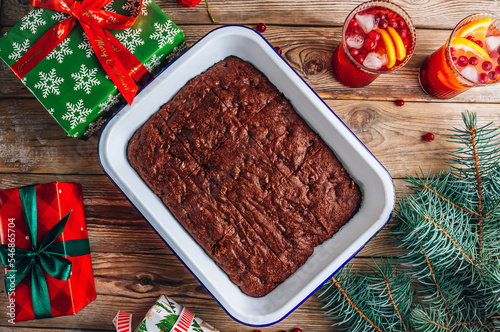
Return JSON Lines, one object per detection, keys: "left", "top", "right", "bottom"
{"left": 1, "top": 0, "right": 499, "bottom": 28}
{"left": 0, "top": 256, "right": 394, "bottom": 331}
{"left": 1, "top": 0, "right": 499, "bottom": 330}
{"left": 0, "top": 172, "right": 418, "bottom": 257}
{"left": 2, "top": 26, "right": 500, "bottom": 102}
{"left": 1, "top": 98, "right": 498, "bottom": 176}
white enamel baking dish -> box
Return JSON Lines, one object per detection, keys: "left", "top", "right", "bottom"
{"left": 98, "top": 25, "right": 395, "bottom": 327}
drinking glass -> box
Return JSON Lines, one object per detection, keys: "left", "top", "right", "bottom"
{"left": 419, "top": 14, "right": 500, "bottom": 99}
{"left": 331, "top": 0, "right": 416, "bottom": 88}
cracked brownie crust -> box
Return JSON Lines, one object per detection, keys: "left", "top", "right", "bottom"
{"left": 127, "top": 56, "right": 361, "bottom": 297}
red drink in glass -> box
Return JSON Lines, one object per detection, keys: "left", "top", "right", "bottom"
{"left": 419, "top": 14, "right": 500, "bottom": 99}
{"left": 332, "top": 0, "right": 416, "bottom": 88}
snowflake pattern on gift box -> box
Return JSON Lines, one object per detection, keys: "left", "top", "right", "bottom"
{"left": 150, "top": 21, "right": 180, "bottom": 49}
{"left": 51, "top": 12, "right": 69, "bottom": 22}
{"left": 83, "top": 116, "right": 108, "bottom": 137}
{"left": 98, "top": 93, "right": 121, "bottom": 114}
{"left": 34, "top": 68, "right": 64, "bottom": 98}
{"left": 8, "top": 39, "right": 30, "bottom": 61}
{"left": 78, "top": 34, "right": 94, "bottom": 58}
{"left": 145, "top": 53, "right": 163, "bottom": 72}
{"left": 122, "top": 0, "right": 152, "bottom": 16}
{"left": 62, "top": 99, "right": 92, "bottom": 129}
{"left": 115, "top": 28, "right": 144, "bottom": 53}
{"left": 46, "top": 38, "right": 73, "bottom": 63}
{"left": 20, "top": 9, "right": 46, "bottom": 34}
{"left": 71, "top": 64, "right": 101, "bottom": 94}
{"left": 102, "top": 0, "right": 117, "bottom": 13}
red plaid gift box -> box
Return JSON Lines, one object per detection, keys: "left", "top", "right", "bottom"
{"left": 0, "top": 182, "right": 96, "bottom": 322}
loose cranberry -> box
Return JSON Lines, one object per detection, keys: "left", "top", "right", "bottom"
{"left": 424, "top": 132, "right": 435, "bottom": 142}
{"left": 274, "top": 46, "right": 282, "bottom": 55}
{"left": 389, "top": 18, "right": 398, "bottom": 28}
{"left": 469, "top": 57, "right": 478, "bottom": 65}
{"left": 488, "top": 71, "right": 498, "bottom": 80}
{"left": 256, "top": 23, "right": 266, "bottom": 33}
{"left": 355, "top": 54, "right": 366, "bottom": 64}
{"left": 403, "top": 38, "right": 409, "bottom": 48}
{"left": 396, "top": 99, "right": 405, "bottom": 106}
{"left": 368, "top": 30, "right": 381, "bottom": 41}
{"left": 378, "top": 19, "right": 388, "bottom": 29}
{"left": 450, "top": 47, "right": 456, "bottom": 56}
{"left": 292, "top": 329, "right": 303, "bottom": 332}
{"left": 386, "top": 11, "right": 394, "bottom": 19}
{"left": 474, "top": 40, "right": 483, "bottom": 48}
{"left": 496, "top": 65, "right": 500, "bottom": 74}
{"left": 482, "top": 61, "right": 493, "bottom": 71}
{"left": 363, "top": 38, "right": 376, "bottom": 50}
{"left": 397, "top": 18, "right": 406, "bottom": 27}
{"left": 466, "top": 35, "right": 474, "bottom": 41}
{"left": 457, "top": 56, "right": 469, "bottom": 67}
{"left": 397, "top": 27, "right": 407, "bottom": 39}
{"left": 349, "top": 19, "right": 358, "bottom": 29}
{"left": 350, "top": 48, "right": 360, "bottom": 57}
{"left": 377, "top": 12, "right": 386, "bottom": 20}
{"left": 478, "top": 72, "right": 489, "bottom": 83}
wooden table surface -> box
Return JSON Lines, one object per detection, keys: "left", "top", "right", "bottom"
{"left": 1, "top": 0, "right": 499, "bottom": 331}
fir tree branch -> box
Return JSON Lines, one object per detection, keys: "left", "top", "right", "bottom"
{"left": 422, "top": 183, "right": 478, "bottom": 217}
{"left": 330, "top": 276, "right": 385, "bottom": 332}
{"left": 383, "top": 275, "right": 408, "bottom": 331}
{"left": 424, "top": 317, "right": 451, "bottom": 330}
{"left": 454, "top": 319, "right": 491, "bottom": 328}
{"left": 468, "top": 126, "right": 485, "bottom": 255}
{"left": 416, "top": 235, "right": 453, "bottom": 321}
{"left": 422, "top": 214, "right": 482, "bottom": 272}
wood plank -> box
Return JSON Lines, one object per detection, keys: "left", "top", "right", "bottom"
{"left": 0, "top": 256, "right": 397, "bottom": 331}
{"left": 0, "top": 172, "right": 417, "bottom": 256}
{"left": 2, "top": 26, "right": 500, "bottom": 102}
{"left": 2, "top": 0, "right": 500, "bottom": 28}
{"left": 0, "top": 98, "right": 498, "bottom": 176}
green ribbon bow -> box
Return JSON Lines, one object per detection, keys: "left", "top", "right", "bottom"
{"left": 0, "top": 185, "right": 90, "bottom": 319}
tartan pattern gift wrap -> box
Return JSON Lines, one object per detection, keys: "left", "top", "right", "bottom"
{"left": 0, "top": 0, "right": 186, "bottom": 138}
{"left": 0, "top": 182, "right": 96, "bottom": 322}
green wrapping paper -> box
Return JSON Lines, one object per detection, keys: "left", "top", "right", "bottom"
{"left": 0, "top": 1, "right": 186, "bottom": 138}
{"left": 135, "top": 295, "right": 219, "bottom": 332}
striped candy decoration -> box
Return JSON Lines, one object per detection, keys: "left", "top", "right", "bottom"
{"left": 113, "top": 310, "right": 132, "bottom": 332}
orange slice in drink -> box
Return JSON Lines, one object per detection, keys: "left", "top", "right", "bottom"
{"left": 456, "top": 17, "right": 492, "bottom": 41}
{"left": 451, "top": 37, "right": 492, "bottom": 62}
{"left": 378, "top": 28, "right": 396, "bottom": 68}
{"left": 387, "top": 26, "right": 406, "bottom": 61}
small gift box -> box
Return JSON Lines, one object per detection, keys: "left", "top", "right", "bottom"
{"left": 113, "top": 295, "right": 219, "bottom": 332}
{"left": 0, "top": 0, "right": 186, "bottom": 138}
{"left": 0, "top": 182, "right": 96, "bottom": 322}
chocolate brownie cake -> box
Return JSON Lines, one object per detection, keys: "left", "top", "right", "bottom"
{"left": 127, "top": 56, "right": 361, "bottom": 297}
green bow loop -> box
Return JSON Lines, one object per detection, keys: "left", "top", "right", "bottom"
{"left": 0, "top": 185, "right": 91, "bottom": 319}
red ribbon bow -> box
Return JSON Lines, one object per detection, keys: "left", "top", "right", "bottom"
{"left": 11, "top": 0, "right": 153, "bottom": 105}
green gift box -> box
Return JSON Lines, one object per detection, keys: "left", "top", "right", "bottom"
{"left": 0, "top": 0, "right": 186, "bottom": 138}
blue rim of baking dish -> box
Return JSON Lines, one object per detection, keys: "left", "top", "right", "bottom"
{"left": 98, "top": 24, "right": 396, "bottom": 327}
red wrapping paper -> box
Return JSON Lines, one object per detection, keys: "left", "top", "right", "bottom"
{"left": 0, "top": 182, "right": 96, "bottom": 322}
